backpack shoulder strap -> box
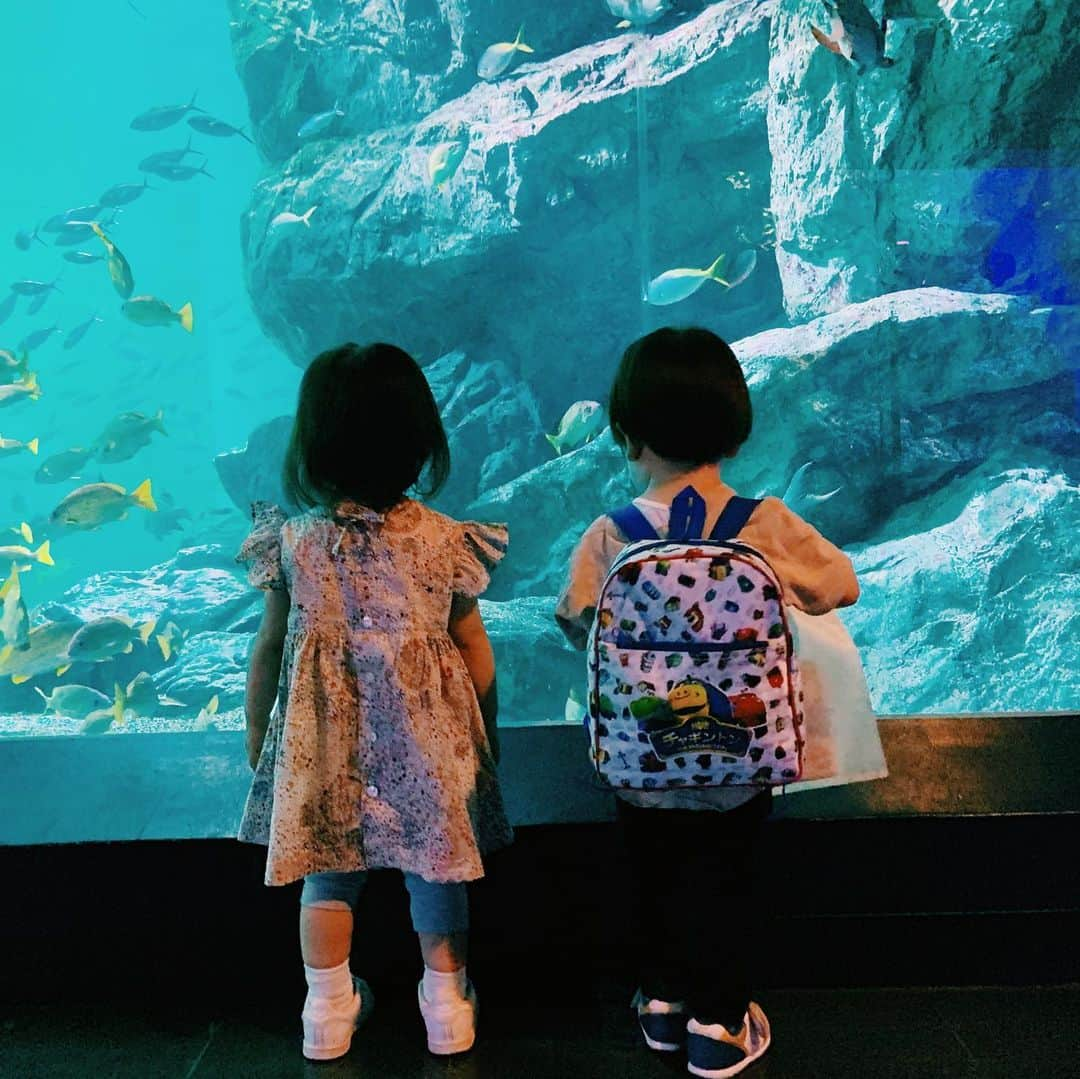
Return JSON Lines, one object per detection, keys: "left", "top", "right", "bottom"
{"left": 708, "top": 495, "right": 762, "bottom": 541}
{"left": 608, "top": 503, "right": 659, "bottom": 542}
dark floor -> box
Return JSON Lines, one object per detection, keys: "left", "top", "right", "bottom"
{"left": 2, "top": 982, "right": 1079, "bottom": 1079}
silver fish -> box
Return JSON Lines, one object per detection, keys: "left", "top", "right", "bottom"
{"left": 130, "top": 91, "right": 203, "bottom": 131}
{"left": 99, "top": 178, "right": 155, "bottom": 207}
{"left": 187, "top": 114, "right": 253, "bottom": 142}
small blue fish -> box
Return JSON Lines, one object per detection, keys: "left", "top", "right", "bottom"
{"left": 297, "top": 100, "right": 344, "bottom": 139}
{"left": 18, "top": 325, "right": 62, "bottom": 352}
{"left": 99, "top": 178, "right": 154, "bottom": 207}
{"left": 63, "top": 251, "right": 104, "bottom": 265}
{"left": 187, "top": 114, "right": 253, "bottom": 143}
{"left": 14, "top": 227, "right": 46, "bottom": 251}
{"left": 27, "top": 291, "right": 53, "bottom": 317}
{"left": 9, "top": 276, "right": 62, "bottom": 297}
{"left": 139, "top": 136, "right": 205, "bottom": 172}
{"left": 0, "top": 293, "right": 17, "bottom": 326}
{"left": 151, "top": 161, "right": 214, "bottom": 182}
{"left": 130, "top": 91, "right": 203, "bottom": 131}
{"left": 64, "top": 313, "right": 104, "bottom": 350}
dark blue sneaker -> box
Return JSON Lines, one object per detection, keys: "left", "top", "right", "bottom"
{"left": 632, "top": 989, "right": 687, "bottom": 1052}
{"left": 687, "top": 1002, "right": 770, "bottom": 1077}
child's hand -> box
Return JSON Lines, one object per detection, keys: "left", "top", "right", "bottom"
{"left": 246, "top": 723, "right": 266, "bottom": 769}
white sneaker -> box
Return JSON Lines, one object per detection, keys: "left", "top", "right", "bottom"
{"left": 417, "top": 977, "right": 478, "bottom": 1055}
{"left": 301, "top": 975, "right": 373, "bottom": 1061}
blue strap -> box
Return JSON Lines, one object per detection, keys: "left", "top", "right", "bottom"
{"left": 709, "top": 496, "right": 761, "bottom": 541}
{"left": 668, "top": 486, "right": 707, "bottom": 540}
{"left": 608, "top": 503, "right": 658, "bottom": 541}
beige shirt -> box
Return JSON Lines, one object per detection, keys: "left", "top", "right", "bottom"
{"left": 554, "top": 484, "right": 859, "bottom": 811}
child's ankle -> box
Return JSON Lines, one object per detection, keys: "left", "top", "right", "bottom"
{"left": 304, "top": 959, "right": 353, "bottom": 999}
{"left": 422, "top": 965, "right": 467, "bottom": 1002}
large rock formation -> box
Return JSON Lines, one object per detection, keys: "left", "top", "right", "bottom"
{"left": 844, "top": 464, "right": 1080, "bottom": 714}
{"left": 768, "top": 0, "right": 1080, "bottom": 319}
{"left": 233, "top": 0, "right": 779, "bottom": 415}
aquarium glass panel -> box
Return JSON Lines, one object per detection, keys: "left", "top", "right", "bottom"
{"left": 1, "top": 0, "right": 1076, "bottom": 754}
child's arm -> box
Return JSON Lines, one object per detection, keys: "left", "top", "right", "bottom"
{"left": 245, "top": 588, "right": 290, "bottom": 769}
{"left": 745, "top": 498, "right": 860, "bottom": 615}
{"left": 555, "top": 516, "right": 618, "bottom": 650}
{"left": 449, "top": 596, "right": 500, "bottom": 764}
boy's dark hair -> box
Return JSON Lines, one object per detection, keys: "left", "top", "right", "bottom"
{"left": 608, "top": 326, "right": 752, "bottom": 463}
{"left": 283, "top": 342, "right": 450, "bottom": 513}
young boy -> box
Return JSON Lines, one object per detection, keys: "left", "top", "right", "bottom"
{"left": 555, "top": 326, "right": 859, "bottom": 1078}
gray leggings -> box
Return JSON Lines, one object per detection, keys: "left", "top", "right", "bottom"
{"left": 301, "top": 870, "right": 469, "bottom": 935}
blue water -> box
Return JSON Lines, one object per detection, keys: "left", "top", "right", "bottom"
{"left": 1, "top": 2, "right": 297, "bottom": 605}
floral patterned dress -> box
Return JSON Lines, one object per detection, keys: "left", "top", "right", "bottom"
{"left": 236, "top": 498, "right": 513, "bottom": 887}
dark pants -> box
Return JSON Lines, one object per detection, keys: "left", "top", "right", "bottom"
{"left": 616, "top": 790, "right": 772, "bottom": 1028}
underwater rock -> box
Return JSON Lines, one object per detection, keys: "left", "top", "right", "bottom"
{"left": 226, "top": 0, "right": 640, "bottom": 162}
{"left": 843, "top": 465, "right": 1080, "bottom": 715}
{"left": 153, "top": 630, "right": 249, "bottom": 715}
{"left": 237, "top": 0, "right": 779, "bottom": 410}
{"left": 214, "top": 415, "right": 292, "bottom": 512}
{"left": 726, "top": 289, "right": 1079, "bottom": 544}
{"left": 424, "top": 350, "right": 546, "bottom": 513}
{"left": 768, "top": 0, "right": 1080, "bottom": 318}
{"left": 479, "top": 596, "right": 582, "bottom": 726}
{"left": 468, "top": 428, "right": 635, "bottom": 600}
{"left": 52, "top": 548, "right": 256, "bottom": 639}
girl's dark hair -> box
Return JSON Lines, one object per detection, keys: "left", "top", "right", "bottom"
{"left": 608, "top": 326, "right": 752, "bottom": 463}
{"left": 283, "top": 342, "right": 450, "bottom": 513}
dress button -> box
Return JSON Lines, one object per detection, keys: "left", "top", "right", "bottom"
{"left": 369, "top": 730, "right": 377, "bottom": 743}
{"left": 361, "top": 615, "right": 373, "bottom": 628}
{"left": 366, "top": 784, "right": 379, "bottom": 798}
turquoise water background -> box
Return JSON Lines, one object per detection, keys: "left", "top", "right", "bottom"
{"left": 1, "top": 1, "right": 296, "bottom": 604}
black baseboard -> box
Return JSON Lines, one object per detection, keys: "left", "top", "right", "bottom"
{"left": 2, "top": 814, "right": 1077, "bottom": 1006}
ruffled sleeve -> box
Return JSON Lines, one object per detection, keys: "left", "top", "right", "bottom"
{"left": 452, "top": 521, "right": 508, "bottom": 599}
{"left": 236, "top": 502, "right": 288, "bottom": 591}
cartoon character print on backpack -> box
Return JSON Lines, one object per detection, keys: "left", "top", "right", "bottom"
{"left": 587, "top": 534, "right": 803, "bottom": 789}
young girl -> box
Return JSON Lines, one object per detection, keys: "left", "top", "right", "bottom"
{"left": 555, "top": 327, "right": 860, "bottom": 1079}
{"left": 238, "top": 342, "right": 512, "bottom": 1061}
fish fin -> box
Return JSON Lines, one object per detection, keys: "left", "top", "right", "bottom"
{"left": 19, "top": 523, "right": 33, "bottom": 544}
{"left": 544, "top": 433, "right": 562, "bottom": 455}
{"left": 113, "top": 682, "right": 127, "bottom": 727}
{"left": 157, "top": 634, "right": 172, "bottom": 662}
{"left": 177, "top": 303, "right": 194, "bottom": 333}
{"left": 189, "top": 89, "right": 201, "bottom": 111}
{"left": 35, "top": 541, "right": 54, "bottom": 567}
{"left": 0, "top": 572, "right": 13, "bottom": 601}
{"left": 154, "top": 408, "right": 168, "bottom": 436}
{"left": 808, "top": 486, "right": 843, "bottom": 505}
{"left": 35, "top": 686, "right": 49, "bottom": 712}
{"left": 123, "top": 642, "right": 134, "bottom": 654}
{"left": 208, "top": 694, "right": 219, "bottom": 715}
{"left": 56, "top": 663, "right": 72, "bottom": 676}
{"left": 18, "top": 352, "right": 29, "bottom": 376}
{"left": 0, "top": 645, "right": 12, "bottom": 667}
{"left": 616, "top": 19, "right": 631, "bottom": 28}
{"left": 704, "top": 253, "right": 727, "bottom": 280}
{"left": 517, "top": 42, "right": 534, "bottom": 53}
{"left": 22, "top": 371, "right": 40, "bottom": 397}
{"left": 301, "top": 206, "right": 317, "bottom": 226}
{"left": 27, "top": 438, "right": 39, "bottom": 456}
{"left": 811, "top": 24, "right": 843, "bottom": 55}
{"left": 13, "top": 672, "right": 32, "bottom": 685}
{"left": 131, "top": 478, "right": 157, "bottom": 512}
{"left": 138, "top": 619, "right": 157, "bottom": 646}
